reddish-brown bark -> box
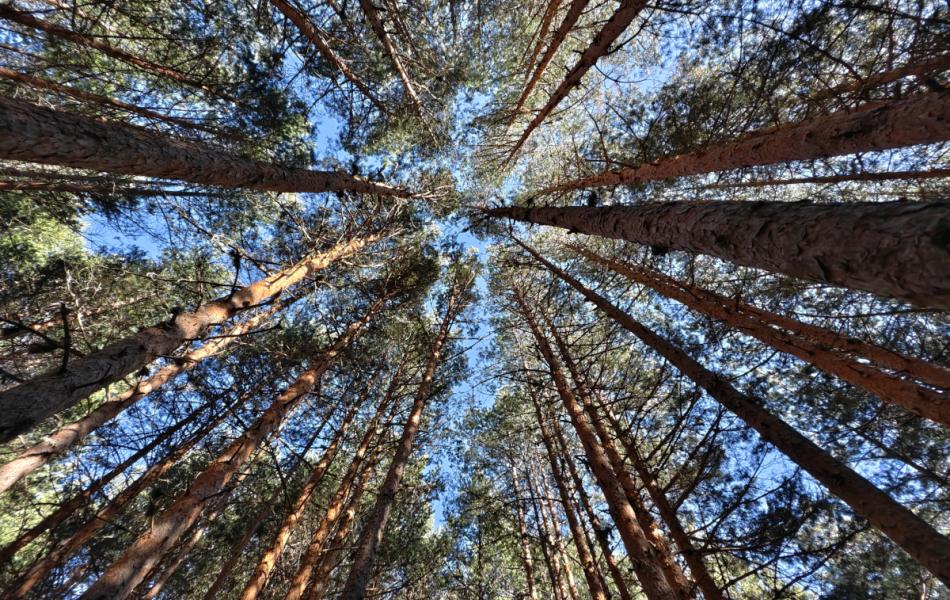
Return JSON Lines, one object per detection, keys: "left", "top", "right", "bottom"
{"left": 0, "top": 233, "right": 379, "bottom": 442}
{"left": 513, "top": 290, "right": 679, "bottom": 600}
{"left": 536, "top": 91, "right": 950, "bottom": 192}
{"left": 699, "top": 167, "right": 950, "bottom": 189}
{"left": 0, "top": 301, "right": 288, "bottom": 493}
{"left": 487, "top": 201, "right": 950, "bottom": 308}
{"left": 526, "top": 244, "right": 950, "bottom": 586}
{"left": 525, "top": 460, "right": 571, "bottom": 600}
{"left": 813, "top": 54, "right": 950, "bottom": 99}
{"left": 509, "top": 459, "right": 541, "bottom": 600}
{"left": 569, "top": 246, "right": 950, "bottom": 424}
{"left": 509, "top": 0, "right": 647, "bottom": 158}
{"left": 358, "top": 0, "right": 425, "bottom": 114}
{"left": 0, "top": 97, "right": 410, "bottom": 197}
{"left": 78, "top": 294, "right": 389, "bottom": 600}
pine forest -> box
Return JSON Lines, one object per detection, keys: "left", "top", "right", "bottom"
{"left": 0, "top": 0, "right": 948, "bottom": 598}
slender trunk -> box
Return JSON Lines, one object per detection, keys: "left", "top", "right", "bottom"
{"left": 0, "top": 96, "right": 409, "bottom": 197}
{"left": 0, "top": 232, "right": 377, "bottom": 442}
{"left": 0, "top": 181, "right": 210, "bottom": 196}
{"left": 2, "top": 393, "right": 240, "bottom": 599}
{"left": 269, "top": 0, "right": 386, "bottom": 113}
{"left": 0, "top": 300, "right": 288, "bottom": 493}
{"left": 509, "top": 0, "right": 647, "bottom": 158}
{"left": 551, "top": 420, "right": 635, "bottom": 600}
{"left": 0, "top": 402, "right": 211, "bottom": 564}
{"left": 526, "top": 242, "right": 950, "bottom": 586}
{"left": 537, "top": 467, "right": 581, "bottom": 600}
{"left": 572, "top": 244, "right": 950, "bottom": 391}
{"left": 337, "top": 273, "right": 472, "bottom": 600}
{"left": 240, "top": 386, "right": 375, "bottom": 600}
{"left": 200, "top": 408, "right": 333, "bottom": 600}
{"left": 599, "top": 405, "right": 724, "bottom": 600}
{"left": 513, "top": 290, "right": 678, "bottom": 600}
{"left": 512, "top": 0, "right": 587, "bottom": 116}
{"left": 699, "top": 167, "right": 950, "bottom": 189}
{"left": 813, "top": 54, "right": 950, "bottom": 99}
{"left": 304, "top": 442, "right": 381, "bottom": 600}
{"left": 78, "top": 295, "right": 389, "bottom": 600}
{"left": 526, "top": 462, "right": 570, "bottom": 600}
{"left": 538, "top": 313, "right": 693, "bottom": 598}
{"left": 571, "top": 246, "right": 950, "bottom": 424}
{"left": 358, "top": 0, "right": 425, "bottom": 114}
{"left": 510, "top": 460, "right": 540, "bottom": 600}
{"left": 287, "top": 401, "right": 395, "bottom": 600}
{"left": 490, "top": 200, "right": 950, "bottom": 308}
{"left": 531, "top": 395, "right": 609, "bottom": 600}
{"left": 0, "top": 5, "right": 231, "bottom": 101}
{"left": 536, "top": 91, "right": 950, "bottom": 192}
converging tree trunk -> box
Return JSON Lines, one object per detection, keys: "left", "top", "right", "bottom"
{"left": 78, "top": 291, "right": 393, "bottom": 600}
{"left": 523, "top": 242, "right": 950, "bottom": 586}
{"left": 569, "top": 245, "right": 950, "bottom": 424}
{"left": 535, "top": 91, "right": 950, "bottom": 192}
{"left": 0, "top": 97, "right": 410, "bottom": 197}
{"left": 488, "top": 200, "right": 950, "bottom": 307}
{"left": 0, "top": 233, "right": 379, "bottom": 442}
{"left": 509, "top": 459, "right": 541, "bottom": 600}
{"left": 358, "top": 0, "right": 425, "bottom": 114}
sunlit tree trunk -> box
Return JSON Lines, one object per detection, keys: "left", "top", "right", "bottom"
{"left": 0, "top": 300, "right": 289, "bottom": 493}
{"left": 525, "top": 242, "right": 950, "bottom": 586}
{"left": 0, "top": 233, "right": 378, "bottom": 443}
{"left": 571, "top": 245, "right": 950, "bottom": 424}
{"left": 338, "top": 271, "right": 473, "bottom": 600}
{"left": 536, "top": 468, "right": 581, "bottom": 600}
{"left": 513, "top": 290, "right": 679, "bottom": 600}
{"left": 509, "top": 459, "right": 540, "bottom": 600}
{"left": 535, "top": 91, "right": 950, "bottom": 192}
{"left": 78, "top": 293, "right": 391, "bottom": 600}
{"left": 489, "top": 200, "right": 950, "bottom": 307}
{"left": 530, "top": 392, "right": 609, "bottom": 600}
{"left": 0, "top": 97, "right": 409, "bottom": 197}
{"left": 698, "top": 167, "right": 950, "bottom": 189}
{"left": 358, "top": 0, "right": 424, "bottom": 114}
{"left": 526, "top": 462, "right": 571, "bottom": 600}
{"left": 813, "top": 54, "right": 950, "bottom": 99}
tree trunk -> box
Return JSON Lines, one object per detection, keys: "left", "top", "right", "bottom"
{"left": 238, "top": 388, "right": 370, "bottom": 600}
{"left": 77, "top": 294, "right": 389, "bottom": 600}
{"left": 337, "top": 271, "right": 472, "bottom": 600}
{"left": 199, "top": 410, "right": 333, "bottom": 600}
{"left": 536, "top": 468, "right": 581, "bottom": 600}
{"left": 526, "top": 242, "right": 950, "bottom": 586}
{"left": 551, "top": 419, "right": 636, "bottom": 600}
{"left": 813, "top": 54, "right": 950, "bottom": 99}
{"left": 489, "top": 200, "right": 950, "bottom": 307}
{"left": 358, "top": 0, "right": 425, "bottom": 114}
{"left": 0, "top": 96, "right": 409, "bottom": 197}
{"left": 509, "top": 460, "right": 540, "bottom": 600}
{"left": 537, "top": 312, "right": 694, "bottom": 598}
{"left": 526, "top": 462, "right": 571, "bottom": 600}
{"left": 531, "top": 394, "right": 609, "bottom": 600}
{"left": 536, "top": 91, "right": 950, "bottom": 192}
{"left": 570, "top": 246, "right": 950, "bottom": 424}
{"left": 0, "top": 299, "right": 288, "bottom": 493}
{"left": 284, "top": 399, "right": 394, "bottom": 600}
{"left": 0, "top": 232, "right": 378, "bottom": 443}
{"left": 3, "top": 391, "right": 241, "bottom": 599}
{"left": 269, "top": 0, "right": 386, "bottom": 113}
{"left": 699, "top": 167, "right": 950, "bottom": 189}
{"left": 513, "top": 290, "right": 679, "bottom": 600}
{"left": 509, "top": 0, "right": 647, "bottom": 158}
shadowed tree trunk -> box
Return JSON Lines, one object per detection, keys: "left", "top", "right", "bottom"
{"left": 698, "top": 167, "right": 950, "bottom": 189}
{"left": 509, "top": 0, "right": 647, "bottom": 158}
{"left": 535, "top": 91, "right": 950, "bottom": 192}
{"left": 509, "top": 459, "right": 541, "bottom": 600}
{"left": 338, "top": 269, "right": 474, "bottom": 600}
{"left": 269, "top": 0, "right": 387, "bottom": 113}
{"left": 513, "top": 289, "right": 679, "bottom": 600}
{"left": 488, "top": 200, "right": 950, "bottom": 307}
{"left": 0, "top": 299, "right": 290, "bottom": 493}
{"left": 0, "top": 97, "right": 409, "bottom": 197}
{"left": 813, "top": 54, "right": 950, "bottom": 99}
{"left": 358, "top": 0, "right": 425, "bottom": 114}
{"left": 78, "top": 291, "right": 393, "bottom": 600}
{"left": 523, "top": 240, "right": 950, "bottom": 586}
{"left": 530, "top": 391, "right": 609, "bottom": 600}
{"left": 238, "top": 385, "right": 371, "bottom": 600}
{"left": 569, "top": 245, "right": 950, "bottom": 424}
{"left": 0, "top": 233, "right": 378, "bottom": 442}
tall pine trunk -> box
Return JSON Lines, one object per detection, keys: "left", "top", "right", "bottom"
{"left": 525, "top": 242, "right": 950, "bottom": 586}
{"left": 488, "top": 201, "right": 950, "bottom": 307}
{"left": 509, "top": 460, "right": 541, "bottom": 600}
{"left": 0, "top": 233, "right": 378, "bottom": 442}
